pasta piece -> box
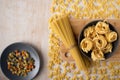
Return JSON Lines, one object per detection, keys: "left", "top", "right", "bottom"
{"left": 102, "top": 43, "right": 112, "bottom": 53}
{"left": 84, "top": 26, "right": 96, "bottom": 39}
{"left": 80, "top": 38, "right": 93, "bottom": 53}
{"left": 93, "top": 35, "right": 107, "bottom": 49}
{"left": 105, "top": 31, "right": 117, "bottom": 42}
{"left": 95, "top": 21, "right": 110, "bottom": 34}
{"left": 91, "top": 49, "right": 105, "bottom": 61}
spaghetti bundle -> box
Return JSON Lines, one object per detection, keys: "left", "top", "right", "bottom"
{"left": 49, "top": 15, "right": 90, "bottom": 70}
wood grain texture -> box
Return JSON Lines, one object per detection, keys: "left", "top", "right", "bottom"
{"left": 0, "top": 0, "right": 50, "bottom": 80}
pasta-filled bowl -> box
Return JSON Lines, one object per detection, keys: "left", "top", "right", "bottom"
{"left": 78, "top": 20, "right": 119, "bottom": 61}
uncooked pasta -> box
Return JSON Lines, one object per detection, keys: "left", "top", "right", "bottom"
{"left": 48, "top": 0, "right": 120, "bottom": 79}
{"left": 91, "top": 49, "right": 105, "bottom": 61}
{"left": 105, "top": 31, "right": 117, "bottom": 43}
{"left": 49, "top": 14, "right": 90, "bottom": 70}
{"left": 80, "top": 38, "right": 93, "bottom": 53}
{"left": 84, "top": 26, "right": 96, "bottom": 39}
{"left": 102, "top": 43, "right": 112, "bottom": 53}
{"left": 80, "top": 21, "right": 118, "bottom": 61}
{"left": 93, "top": 35, "right": 107, "bottom": 49}
{"left": 95, "top": 21, "right": 110, "bottom": 34}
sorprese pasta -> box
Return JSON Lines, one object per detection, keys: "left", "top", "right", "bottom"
{"left": 80, "top": 21, "right": 118, "bottom": 61}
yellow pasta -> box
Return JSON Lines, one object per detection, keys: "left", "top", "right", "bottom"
{"left": 102, "top": 43, "right": 112, "bottom": 53}
{"left": 105, "top": 31, "right": 117, "bottom": 43}
{"left": 84, "top": 26, "right": 96, "bottom": 39}
{"left": 49, "top": 0, "right": 120, "bottom": 79}
{"left": 93, "top": 35, "right": 107, "bottom": 49}
{"left": 91, "top": 49, "right": 105, "bottom": 61}
{"left": 95, "top": 21, "right": 110, "bottom": 34}
{"left": 49, "top": 14, "right": 90, "bottom": 70}
{"left": 80, "top": 21, "right": 118, "bottom": 61}
{"left": 80, "top": 38, "right": 93, "bottom": 53}
{"left": 79, "top": 19, "right": 119, "bottom": 62}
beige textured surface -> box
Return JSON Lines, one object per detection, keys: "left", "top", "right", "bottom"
{"left": 0, "top": 0, "right": 50, "bottom": 80}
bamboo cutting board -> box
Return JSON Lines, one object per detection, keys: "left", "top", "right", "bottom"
{"left": 60, "top": 18, "right": 120, "bottom": 61}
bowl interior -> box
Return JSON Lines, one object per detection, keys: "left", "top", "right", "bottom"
{"left": 78, "top": 20, "right": 119, "bottom": 60}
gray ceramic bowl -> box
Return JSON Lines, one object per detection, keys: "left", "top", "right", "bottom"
{"left": 78, "top": 20, "right": 119, "bottom": 60}
{"left": 0, "top": 42, "right": 40, "bottom": 80}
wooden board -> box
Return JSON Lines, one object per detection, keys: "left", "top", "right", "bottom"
{"left": 60, "top": 18, "right": 120, "bottom": 61}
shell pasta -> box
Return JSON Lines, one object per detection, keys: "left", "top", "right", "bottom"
{"left": 80, "top": 21, "right": 118, "bottom": 61}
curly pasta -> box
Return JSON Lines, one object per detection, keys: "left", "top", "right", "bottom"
{"left": 95, "top": 21, "right": 110, "bottom": 34}
{"left": 80, "top": 38, "right": 93, "bottom": 53}
{"left": 91, "top": 49, "right": 105, "bottom": 61}
{"left": 93, "top": 35, "right": 107, "bottom": 49}
{"left": 102, "top": 43, "right": 112, "bottom": 53}
{"left": 105, "top": 31, "right": 117, "bottom": 42}
{"left": 80, "top": 21, "right": 118, "bottom": 61}
{"left": 84, "top": 26, "right": 97, "bottom": 39}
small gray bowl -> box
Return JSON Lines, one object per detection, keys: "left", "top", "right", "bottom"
{"left": 0, "top": 42, "right": 40, "bottom": 80}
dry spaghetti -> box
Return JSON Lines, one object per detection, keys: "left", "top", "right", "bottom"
{"left": 49, "top": 14, "right": 90, "bottom": 70}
